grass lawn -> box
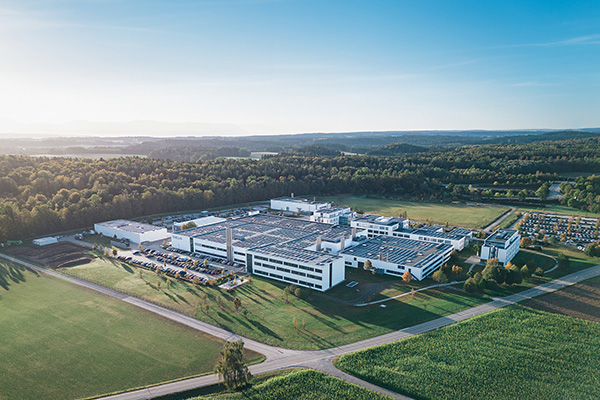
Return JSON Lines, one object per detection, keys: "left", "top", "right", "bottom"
{"left": 0, "top": 259, "right": 262, "bottom": 400}
{"left": 59, "top": 255, "right": 489, "bottom": 350}
{"left": 335, "top": 305, "right": 600, "bottom": 400}
{"left": 321, "top": 195, "right": 508, "bottom": 228}
{"left": 517, "top": 204, "right": 600, "bottom": 218}
{"left": 189, "top": 369, "right": 392, "bottom": 400}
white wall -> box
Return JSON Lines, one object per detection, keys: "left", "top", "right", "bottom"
{"left": 171, "top": 234, "right": 192, "bottom": 252}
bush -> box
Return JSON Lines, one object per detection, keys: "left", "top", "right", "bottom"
{"left": 534, "top": 267, "right": 544, "bottom": 276}
{"left": 463, "top": 277, "right": 480, "bottom": 293}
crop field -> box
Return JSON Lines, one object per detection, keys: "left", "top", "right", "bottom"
{"left": 191, "top": 369, "right": 392, "bottom": 400}
{"left": 522, "top": 276, "right": 600, "bottom": 323}
{"left": 0, "top": 259, "right": 262, "bottom": 400}
{"left": 322, "top": 195, "right": 508, "bottom": 228}
{"left": 335, "top": 306, "right": 600, "bottom": 400}
{"left": 4, "top": 242, "right": 94, "bottom": 269}
{"left": 59, "top": 256, "right": 488, "bottom": 350}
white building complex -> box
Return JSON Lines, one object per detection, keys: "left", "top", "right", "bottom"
{"left": 311, "top": 206, "right": 355, "bottom": 225}
{"left": 270, "top": 196, "right": 331, "bottom": 213}
{"left": 480, "top": 229, "right": 520, "bottom": 264}
{"left": 352, "top": 215, "right": 472, "bottom": 251}
{"left": 351, "top": 215, "right": 410, "bottom": 237}
{"left": 341, "top": 236, "right": 453, "bottom": 281}
{"left": 94, "top": 220, "right": 169, "bottom": 244}
{"left": 171, "top": 214, "right": 355, "bottom": 291}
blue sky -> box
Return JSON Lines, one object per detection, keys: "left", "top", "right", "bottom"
{"left": 0, "top": 0, "right": 598, "bottom": 135}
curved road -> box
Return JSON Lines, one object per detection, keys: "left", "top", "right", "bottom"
{"left": 2, "top": 252, "right": 599, "bottom": 400}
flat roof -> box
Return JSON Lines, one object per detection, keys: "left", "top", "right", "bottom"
{"left": 400, "top": 225, "right": 472, "bottom": 241}
{"left": 250, "top": 244, "right": 341, "bottom": 266}
{"left": 271, "top": 197, "right": 329, "bottom": 205}
{"left": 314, "top": 206, "right": 352, "bottom": 214}
{"left": 96, "top": 219, "right": 165, "bottom": 234}
{"left": 342, "top": 236, "right": 452, "bottom": 270}
{"left": 485, "top": 229, "right": 518, "bottom": 246}
{"left": 178, "top": 214, "right": 354, "bottom": 257}
{"left": 353, "top": 214, "right": 407, "bottom": 226}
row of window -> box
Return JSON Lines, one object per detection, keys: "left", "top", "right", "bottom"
{"left": 253, "top": 269, "right": 322, "bottom": 289}
{"left": 254, "top": 262, "right": 323, "bottom": 280}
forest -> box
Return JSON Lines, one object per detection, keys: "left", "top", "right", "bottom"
{"left": 0, "top": 136, "right": 599, "bottom": 241}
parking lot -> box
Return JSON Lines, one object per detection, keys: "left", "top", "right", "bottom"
{"left": 114, "top": 239, "right": 247, "bottom": 284}
{"left": 519, "top": 212, "right": 600, "bottom": 247}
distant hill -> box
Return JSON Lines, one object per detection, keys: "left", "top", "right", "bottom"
{"left": 483, "top": 130, "right": 600, "bottom": 145}
{"left": 366, "top": 142, "right": 428, "bottom": 156}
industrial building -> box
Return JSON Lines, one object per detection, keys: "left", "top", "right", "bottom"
{"left": 390, "top": 225, "right": 473, "bottom": 251}
{"left": 351, "top": 215, "right": 410, "bottom": 237}
{"left": 172, "top": 216, "right": 225, "bottom": 231}
{"left": 341, "top": 236, "right": 453, "bottom": 281}
{"left": 480, "top": 229, "right": 520, "bottom": 264}
{"left": 94, "top": 220, "right": 169, "bottom": 244}
{"left": 352, "top": 216, "right": 471, "bottom": 251}
{"left": 171, "top": 214, "right": 355, "bottom": 291}
{"left": 311, "top": 206, "right": 355, "bottom": 225}
{"left": 270, "top": 196, "right": 331, "bottom": 214}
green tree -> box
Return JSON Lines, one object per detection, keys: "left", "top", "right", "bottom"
{"left": 432, "top": 269, "right": 448, "bottom": 284}
{"left": 521, "top": 264, "right": 531, "bottom": 278}
{"left": 482, "top": 258, "right": 505, "bottom": 284}
{"left": 215, "top": 340, "right": 252, "bottom": 391}
{"left": 536, "top": 182, "right": 550, "bottom": 200}
{"left": 233, "top": 298, "right": 242, "bottom": 311}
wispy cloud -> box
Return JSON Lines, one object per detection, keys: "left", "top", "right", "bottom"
{"left": 509, "top": 81, "right": 560, "bottom": 87}
{"left": 500, "top": 34, "right": 600, "bottom": 48}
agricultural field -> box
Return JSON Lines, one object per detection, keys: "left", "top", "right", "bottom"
{"left": 522, "top": 275, "right": 600, "bottom": 323}
{"left": 335, "top": 306, "right": 600, "bottom": 400}
{"left": 59, "top": 256, "right": 488, "bottom": 350}
{"left": 4, "top": 242, "right": 94, "bottom": 269}
{"left": 321, "top": 195, "right": 508, "bottom": 228}
{"left": 0, "top": 259, "right": 262, "bottom": 400}
{"left": 189, "top": 369, "right": 392, "bottom": 400}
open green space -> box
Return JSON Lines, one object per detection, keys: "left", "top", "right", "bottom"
{"left": 321, "top": 195, "right": 508, "bottom": 228}
{"left": 190, "top": 369, "right": 392, "bottom": 400}
{"left": 510, "top": 250, "right": 556, "bottom": 271}
{"left": 335, "top": 306, "right": 600, "bottom": 400}
{"left": 0, "top": 259, "right": 262, "bottom": 400}
{"left": 517, "top": 204, "right": 600, "bottom": 218}
{"left": 60, "top": 255, "right": 488, "bottom": 350}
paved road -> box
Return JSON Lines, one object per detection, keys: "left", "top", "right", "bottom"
{"left": 483, "top": 206, "right": 517, "bottom": 233}
{"left": 3, "top": 251, "right": 600, "bottom": 400}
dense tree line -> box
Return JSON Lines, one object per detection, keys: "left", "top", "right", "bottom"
{"left": 1, "top": 136, "right": 600, "bottom": 241}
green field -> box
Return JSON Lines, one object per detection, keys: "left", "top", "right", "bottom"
{"left": 0, "top": 260, "right": 262, "bottom": 400}
{"left": 322, "top": 195, "right": 508, "bottom": 228}
{"left": 335, "top": 306, "right": 600, "bottom": 400}
{"left": 59, "top": 256, "right": 489, "bottom": 350}
{"left": 517, "top": 204, "right": 600, "bottom": 218}
{"left": 192, "top": 369, "right": 392, "bottom": 400}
